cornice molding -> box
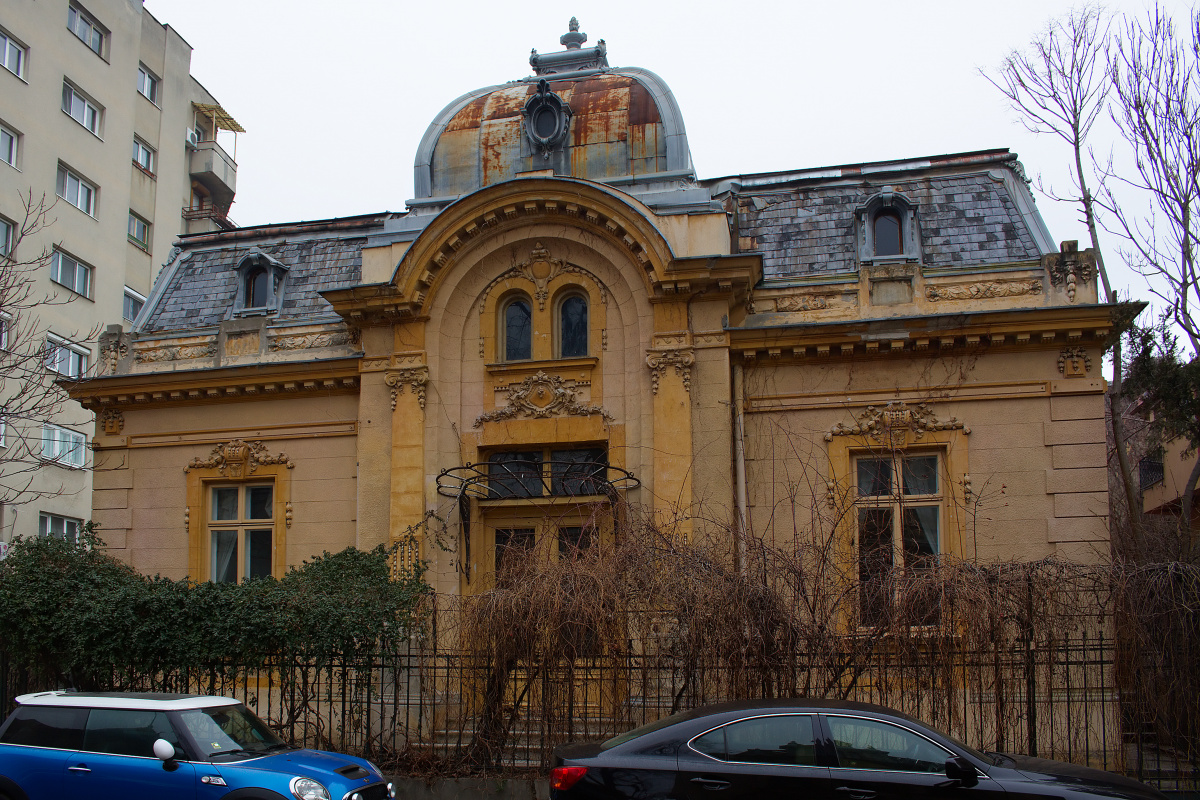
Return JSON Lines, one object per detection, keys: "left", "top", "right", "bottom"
{"left": 70, "top": 359, "right": 361, "bottom": 411}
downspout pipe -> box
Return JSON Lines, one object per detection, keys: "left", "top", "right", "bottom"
{"left": 732, "top": 360, "right": 749, "bottom": 573}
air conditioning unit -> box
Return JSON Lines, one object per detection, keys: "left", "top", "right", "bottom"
{"left": 185, "top": 128, "right": 199, "bottom": 147}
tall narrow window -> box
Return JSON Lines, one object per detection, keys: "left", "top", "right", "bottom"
{"left": 558, "top": 295, "right": 588, "bottom": 358}
{"left": 245, "top": 267, "right": 268, "bottom": 308}
{"left": 132, "top": 138, "right": 155, "bottom": 174}
{"left": 209, "top": 484, "right": 274, "bottom": 583}
{"left": 503, "top": 297, "right": 532, "bottom": 361}
{"left": 873, "top": 210, "right": 902, "bottom": 257}
{"left": 855, "top": 453, "right": 942, "bottom": 626}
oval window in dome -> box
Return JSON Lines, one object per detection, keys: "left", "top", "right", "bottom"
{"left": 533, "top": 106, "right": 559, "bottom": 140}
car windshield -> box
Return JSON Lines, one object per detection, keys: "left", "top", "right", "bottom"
{"left": 178, "top": 704, "right": 286, "bottom": 761}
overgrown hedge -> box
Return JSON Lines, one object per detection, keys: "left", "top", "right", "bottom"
{"left": 0, "top": 527, "right": 429, "bottom": 690}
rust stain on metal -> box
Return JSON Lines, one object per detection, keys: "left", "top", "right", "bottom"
{"left": 481, "top": 117, "right": 521, "bottom": 186}
{"left": 628, "top": 84, "right": 661, "bottom": 125}
{"left": 445, "top": 95, "right": 487, "bottom": 132}
{"left": 482, "top": 86, "right": 532, "bottom": 122}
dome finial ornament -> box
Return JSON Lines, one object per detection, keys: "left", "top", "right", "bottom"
{"left": 560, "top": 17, "right": 587, "bottom": 50}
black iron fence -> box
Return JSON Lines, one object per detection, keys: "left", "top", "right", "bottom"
{"left": 2, "top": 630, "right": 1196, "bottom": 789}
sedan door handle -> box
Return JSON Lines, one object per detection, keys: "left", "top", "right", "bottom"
{"left": 68, "top": 765, "right": 92, "bottom": 773}
{"left": 690, "top": 777, "right": 732, "bottom": 791}
{"left": 836, "top": 787, "right": 876, "bottom": 800}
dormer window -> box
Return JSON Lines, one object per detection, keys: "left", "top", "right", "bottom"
{"left": 873, "top": 210, "right": 902, "bottom": 257}
{"left": 234, "top": 250, "right": 287, "bottom": 315}
{"left": 245, "top": 267, "right": 269, "bottom": 308}
{"left": 856, "top": 189, "right": 920, "bottom": 264}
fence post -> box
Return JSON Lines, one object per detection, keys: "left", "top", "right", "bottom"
{"left": 1025, "top": 573, "right": 1038, "bottom": 758}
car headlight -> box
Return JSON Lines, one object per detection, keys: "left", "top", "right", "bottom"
{"left": 289, "top": 776, "right": 331, "bottom": 800}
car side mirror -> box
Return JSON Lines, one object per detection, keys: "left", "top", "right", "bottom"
{"left": 945, "top": 756, "right": 978, "bottom": 787}
{"left": 153, "top": 738, "right": 177, "bottom": 762}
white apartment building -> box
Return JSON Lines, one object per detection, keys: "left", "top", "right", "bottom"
{"left": 0, "top": 0, "right": 241, "bottom": 546}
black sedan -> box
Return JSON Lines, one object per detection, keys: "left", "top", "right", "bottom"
{"left": 550, "top": 699, "right": 1166, "bottom": 800}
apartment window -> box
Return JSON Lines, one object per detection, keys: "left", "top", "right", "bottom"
{"left": 1, "top": 122, "right": 16, "bottom": 167}
{"left": 41, "top": 424, "right": 86, "bottom": 467}
{"left": 45, "top": 334, "right": 88, "bottom": 377}
{"left": 67, "top": 5, "right": 104, "bottom": 56}
{"left": 855, "top": 453, "right": 943, "bottom": 626}
{"left": 56, "top": 165, "right": 95, "bottom": 215}
{"left": 50, "top": 250, "right": 91, "bottom": 297}
{"left": 132, "top": 138, "right": 155, "bottom": 174}
{"left": 0, "top": 409, "right": 6, "bottom": 447}
{"left": 127, "top": 212, "right": 150, "bottom": 250}
{"left": 136, "top": 65, "right": 158, "bottom": 103}
{"left": 123, "top": 288, "right": 145, "bottom": 323}
{"left": 0, "top": 312, "right": 9, "bottom": 349}
{"left": 1, "top": 29, "right": 25, "bottom": 78}
{"left": 39, "top": 512, "right": 83, "bottom": 541}
{"left": 209, "top": 484, "right": 274, "bottom": 582}
{"left": 62, "top": 82, "right": 101, "bottom": 135}
{"left": 0, "top": 217, "right": 11, "bottom": 258}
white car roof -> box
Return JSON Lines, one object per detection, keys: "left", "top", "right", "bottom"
{"left": 15, "top": 692, "right": 240, "bottom": 711}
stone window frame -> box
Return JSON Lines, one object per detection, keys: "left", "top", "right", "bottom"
{"left": 855, "top": 189, "right": 922, "bottom": 265}
{"left": 481, "top": 271, "right": 605, "bottom": 366}
{"left": 233, "top": 250, "right": 289, "bottom": 317}
{"left": 186, "top": 461, "right": 291, "bottom": 582}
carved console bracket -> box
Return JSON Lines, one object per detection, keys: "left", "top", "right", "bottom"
{"left": 646, "top": 348, "right": 695, "bottom": 394}
{"left": 824, "top": 400, "right": 969, "bottom": 450}
{"left": 1047, "top": 240, "right": 1095, "bottom": 304}
{"left": 385, "top": 366, "right": 430, "bottom": 410}
{"left": 474, "top": 370, "right": 611, "bottom": 427}
{"left": 100, "top": 408, "right": 124, "bottom": 435}
{"left": 185, "top": 439, "right": 295, "bottom": 477}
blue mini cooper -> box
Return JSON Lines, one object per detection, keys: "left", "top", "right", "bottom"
{"left": 0, "top": 691, "right": 395, "bottom": 800}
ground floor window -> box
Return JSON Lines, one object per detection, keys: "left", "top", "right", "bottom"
{"left": 208, "top": 483, "right": 274, "bottom": 583}
{"left": 39, "top": 512, "right": 82, "bottom": 543}
{"left": 855, "top": 452, "right": 942, "bottom": 626}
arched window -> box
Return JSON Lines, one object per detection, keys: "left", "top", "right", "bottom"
{"left": 245, "top": 267, "right": 269, "bottom": 308}
{"left": 874, "top": 210, "right": 902, "bottom": 257}
{"left": 503, "top": 297, "right": 532, "bottom": 361}
{"left": 558, "top": 294, "right": 588, "bottom": 358}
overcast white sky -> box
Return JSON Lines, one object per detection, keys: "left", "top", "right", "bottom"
{"left": 146, "top": 0, "right": 1195, "bottom": 317}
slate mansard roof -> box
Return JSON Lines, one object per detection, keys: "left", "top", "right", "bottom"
{"left": 133, "top": 151, "right": 1062, "bottom": 336}
{"left": 138, "top": 235, "right": 368, "bottom": 334}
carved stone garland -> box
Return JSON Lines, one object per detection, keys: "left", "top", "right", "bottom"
{"left": 824, "top": 400, "right": 969, "bottom": 450}
{"left": 185, "top": 439, "right": 295, "bottom": 477}
{"left": 474, "top": 370, "right": 611, "bottom": 427}
{"left": 385, "top": 367, "right": 430, "bottom": 410}
{"left": 1057, "top": 346, "right": 1092, "bottom": 377}
{"left": 478, "top": 243, "right": 608, "bottom": 315}
{"left": 100, "top": 341, "right": 129, "bottom": 374}
{"left": 646, "top": 348, "right": 695, "bottom": 394}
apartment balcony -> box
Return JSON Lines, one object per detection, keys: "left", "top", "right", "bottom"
{"left": 189, "top": 140, "right": 237, "bottom": 207}
{"left": 182, "top": 201, "right": 236, "bottom": 232}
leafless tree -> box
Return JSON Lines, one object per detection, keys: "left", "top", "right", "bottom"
{"left": 983, "top": 6, "right": 1144, "bottom": 545}
{"left": 1103, "top": 6, "right": 1200, "bottom": 355}
{"left": 0, "top": 191, "right": 95, "bottom": 509}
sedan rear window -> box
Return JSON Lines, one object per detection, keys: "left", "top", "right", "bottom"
{"left": 0, "top": 706, "right": 88, "bottom": 750}
{"left": 600, "top": 713, "right": 684, "bottom": 751}
{"left": 691, "top": 715, "right": 818, "bottom": 766}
